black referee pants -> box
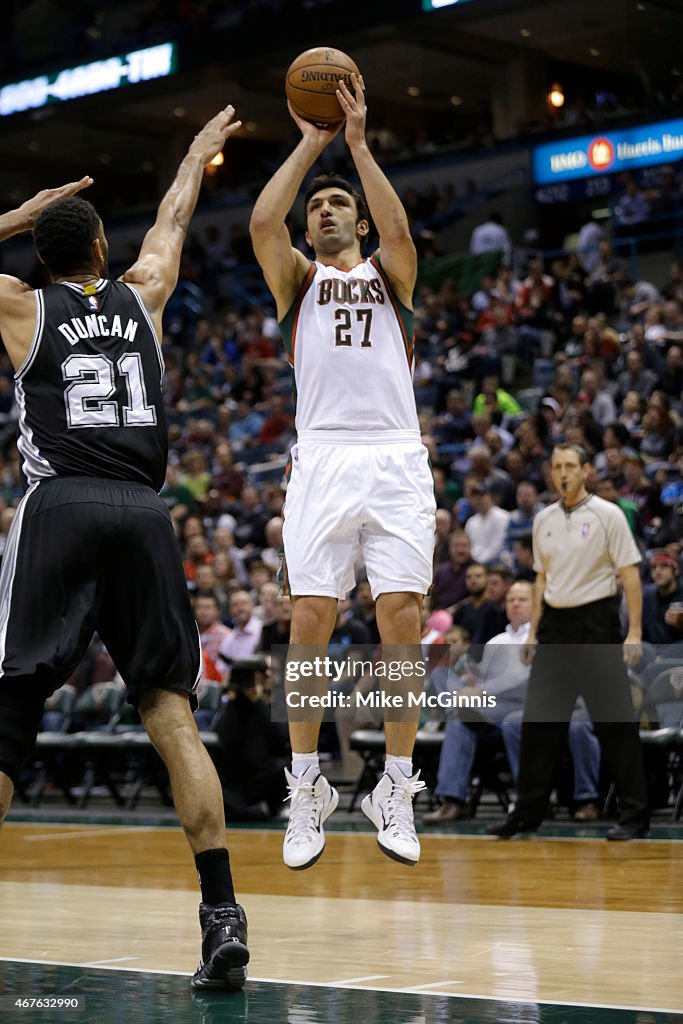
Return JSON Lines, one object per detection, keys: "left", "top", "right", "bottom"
{"left": 515, "top": 597, "right": 649, "bottom": 827}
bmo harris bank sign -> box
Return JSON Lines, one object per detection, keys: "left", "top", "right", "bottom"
{"left": 532, "top": 118, "right": 683, "bottom": 185}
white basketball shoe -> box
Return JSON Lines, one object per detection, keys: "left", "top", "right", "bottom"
{"left": 361, "top": 763, "right": 426, "bottom": 865}
{"left": 282, "top": 765, "right": 339, "bottom": 870}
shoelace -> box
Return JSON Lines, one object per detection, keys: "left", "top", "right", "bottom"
{"left": 285, "top": 779, "right": 324, "bottom": 843}
{"left": 385, "top": 774, "right": 426, "bottom": 837}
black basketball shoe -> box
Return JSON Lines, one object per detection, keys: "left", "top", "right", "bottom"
{"left": 191, "top": 902, "right": 249, "bottom": 991}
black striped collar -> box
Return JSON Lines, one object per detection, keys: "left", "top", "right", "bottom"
{"left": 560, "top": 493, "right": 593, "bottom": 516}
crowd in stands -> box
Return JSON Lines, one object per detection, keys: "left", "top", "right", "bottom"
{"left": 3, "top": 179, "right": 683, "bottom": 819}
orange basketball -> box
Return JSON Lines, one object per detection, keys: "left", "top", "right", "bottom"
{"left": 285, "top": 46, "right": 360, "bottom": 127}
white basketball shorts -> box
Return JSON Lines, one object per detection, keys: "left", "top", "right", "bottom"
{"left": 279, "top": 434, "right": 436, "bottom": 600}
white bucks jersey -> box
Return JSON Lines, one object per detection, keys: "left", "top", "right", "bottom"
{"left": 279, "top": 255, "right": 419, "bottom": 437}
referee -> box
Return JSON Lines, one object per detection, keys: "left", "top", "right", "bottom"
{"left": 487, "top": 442, "right": 649, "bottom": 840}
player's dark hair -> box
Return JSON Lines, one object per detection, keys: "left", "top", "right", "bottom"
{"left": 304, "top": 174, "right": 369, "bottom": 224}
{"left": 552, "top": 441, "right": 590, "bottom": 467}
{"left": 33, "top": 197, "right": 101, "bottom": 276}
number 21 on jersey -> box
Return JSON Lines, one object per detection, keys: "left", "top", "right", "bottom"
{"left": 62, "top": 352, "right": 157, "bottom": 429}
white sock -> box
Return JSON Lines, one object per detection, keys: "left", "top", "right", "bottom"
{"left": 386, "top": 755, "right": 413, "bottom": 777}
{"left": 291, "top": 752, "right": 320, "bottom": 777}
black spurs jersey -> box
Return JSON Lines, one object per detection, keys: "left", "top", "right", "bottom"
{"left": 15, "top": 278, "right": 167, "bottom": 491}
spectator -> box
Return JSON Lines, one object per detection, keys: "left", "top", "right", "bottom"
{"left": 470, "top": 212, "right": 511, "bottom": 263}
{"left": 472, "top": 375, "right": 521, "bottom": 418}
{"left": 195, "top": 593, "right": 232, "bottom": 680}
{"left": 160, "top": 461, "right": 197, "bottom": 526}
{"left": 233, "top": 485, "right": 270, "bottom": 549}
{"left": 228, "top": 399, "right": 265, "bottom": 447}
{"left": 587, "top": 241, "right": 623, "bottom": 315}
{"left": 433, "top": 508, "right": 454, "bottom": 566}
{"left": 432, "top": 531, "right": 473, "bottom": 609}
{"left": 433, "top": 389, "right": 471, "bottom": 445}
{"left": 593, "top": 423, "right": 634, "bottom": 479}
{"left": 210, "top": 442, "right": 245, "bottom": 503}
{"left": 616, "top": 350, "right": 658, "bottom": 404}
{"left": 620, "top": 452, "right": 660, "bottom": 526}
{"left": 471, "top": 563, "right": 513, "bottom": 646}
{"left": 642, "top": 550, "right": 683, "bottom": 646}
{"left": 615, "top": 179, "right": 650, "bottom": 228}
{"left": 618, "top": 391, "right": 645, "bottom": 435}
{"left": 640, "top": 399, "right": 677, "bottom": 463}
{"left": 464, "top": 482, "right": 510, "bottom": 564}
{"left": 218, "top": 590, "right": 263, "bottom": 668}
{"left": 451, "top": 562, "right": 490, "bottom": 638}
{"left": 617, "top": 278, "right": 660, "bottom": 325}
{"left": 260, "top": 594, "right": 292, "bottom": 652}
{"left": 595, "top": 477, "right": 641, "bottom": 537}
{"left": 183, "top": 533, "right": 214, "bottom": 583}
{"left": 576, "top": 214, "right": 604, "bottom": 274}
{"left": 258, "top": 394, "right": 293, "bottom": 447}
{"left": 503, "top": 480, "right": 542, "bottom": 556}
{"left": 579, "top": 367, "right": 617, "bottom": 427}
{"left": 180, "top": 448, "right": 212, "bottom": 504}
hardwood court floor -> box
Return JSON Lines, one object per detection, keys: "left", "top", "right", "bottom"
{"left": 1, "top": 822, "right": 682, "bottom": 1023}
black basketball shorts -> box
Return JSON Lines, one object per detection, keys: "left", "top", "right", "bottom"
{"left": 0, "top": 476, "right": 201, "bottom": 783}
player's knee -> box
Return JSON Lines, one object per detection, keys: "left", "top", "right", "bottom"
{"left": 291, "top": 596, "right": 336, "bottom": 639}
{"left": 377, "top": 592, "right": 422, "bottom": 640}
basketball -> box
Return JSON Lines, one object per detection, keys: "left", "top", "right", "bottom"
{"left": 285, "top": 46, "right": 360, "bottom": 127}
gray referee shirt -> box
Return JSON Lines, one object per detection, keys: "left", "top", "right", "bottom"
{"left": 532, "top": 495, "right": 641, "bottom": 608}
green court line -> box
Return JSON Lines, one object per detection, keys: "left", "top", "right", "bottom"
{"left": 6, "top": 810, "right": 683, "bottom": 840}
{"left": 2, "top": 961, "right": 682, "bottom": 1024}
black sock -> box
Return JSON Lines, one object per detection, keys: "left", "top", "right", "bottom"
{"left": 195, "top": 848, "right": 236, "bottom": 906}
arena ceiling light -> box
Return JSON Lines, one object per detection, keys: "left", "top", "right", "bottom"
{"left": 0, "top": 42, "right": 177, "bottom": 118}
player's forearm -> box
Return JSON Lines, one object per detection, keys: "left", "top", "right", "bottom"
{"left": 348, "top": 141, "right": 411, "bottom": 243}
{"left": 250, "top": 137, "right": 323, "bottom": 231}
{"left": 154, "top": 149, "right": 206, "bottom": 237}
{"left": 0, "top": 207, "right": 31, "bottom": 243}
{"left": 620, "top": 565, "right": 643, "bottom": 639}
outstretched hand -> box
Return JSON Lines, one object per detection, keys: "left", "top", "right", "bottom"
{"left": 19, "top": 176, "right": 94, "bottom": 231}
{"left": 189, "top": 104, "right": 242, "bottom": 165}
{"left": 337, "top": 72, "right": 367, "bottom": 148}
{"left": 287, "top": 100, "right": 343, "bottom": 150}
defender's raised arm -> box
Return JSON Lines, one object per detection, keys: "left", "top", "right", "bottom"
{"left": 122, "top": 105, "right": 241, "bottom": 320}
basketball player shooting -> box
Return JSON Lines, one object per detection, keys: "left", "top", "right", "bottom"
{"left": 250, "top": 73, "right": 436, "bottom": 869}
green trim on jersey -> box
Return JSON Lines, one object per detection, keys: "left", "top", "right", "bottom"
{"left": 369, "top": 253, "right": 414, "bottom": 366}
{"left": 277, "top": 453, "right": 294, "bottom": 596}
{"left": 278, "top": 262, "right": 317, "bottom": 364}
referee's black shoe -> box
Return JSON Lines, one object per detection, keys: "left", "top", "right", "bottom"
{"left": 605, "top": 821, "right": 649, "bottom": 841}
{"left": 191, "top": 902, "right": 249, "bottom": 991}
{"left": 485, "top": 813, "right": 539, "bottom": 838}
